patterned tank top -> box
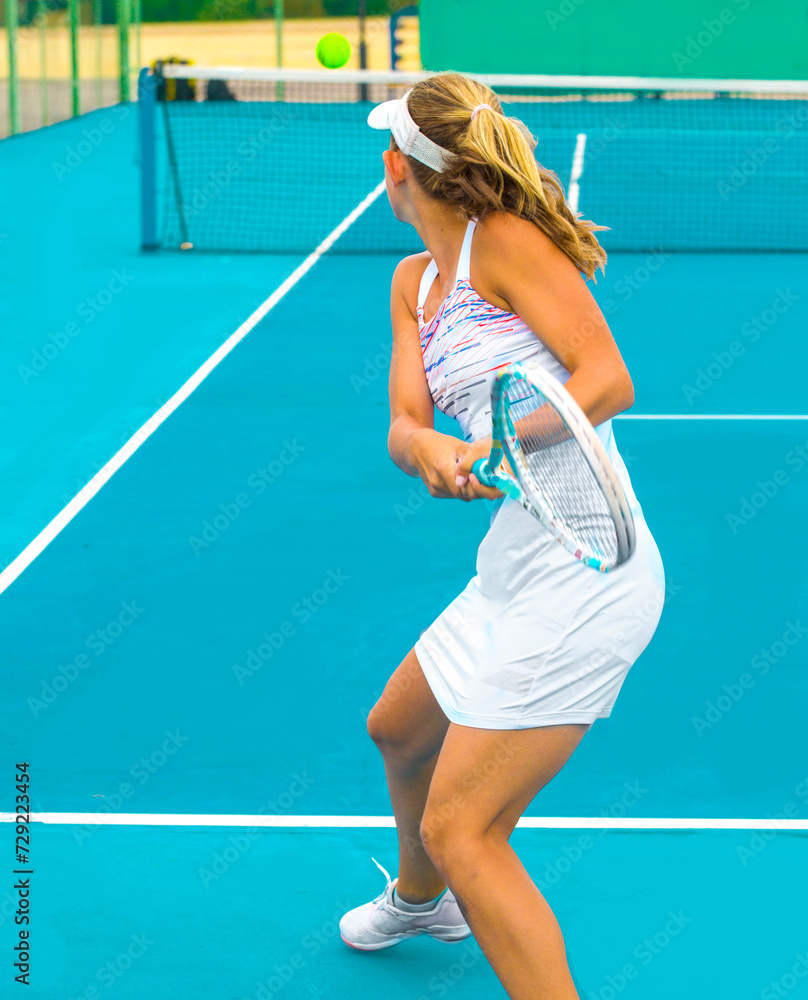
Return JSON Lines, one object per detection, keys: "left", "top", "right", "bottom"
{"left": 416, "top": 219, "right": 638, "bottom": 510}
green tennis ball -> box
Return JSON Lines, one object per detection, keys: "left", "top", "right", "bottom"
{"left": 316, "top": 32, "right": 352, "bottom": 69}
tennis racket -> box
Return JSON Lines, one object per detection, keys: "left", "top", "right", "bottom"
{"left": 471, "top": 361, "right": 635, "bottom": 572}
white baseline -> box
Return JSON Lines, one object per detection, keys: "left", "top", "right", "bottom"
{"left": 1, "top": 812, "right": 806, "bottom": 831}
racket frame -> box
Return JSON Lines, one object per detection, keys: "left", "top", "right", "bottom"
{"left": 478, "top": 361, "right": 636, "bottom": 572}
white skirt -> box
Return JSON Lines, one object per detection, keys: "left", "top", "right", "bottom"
{"left": 414, "top": 498, "right": 666, "bottom": 729}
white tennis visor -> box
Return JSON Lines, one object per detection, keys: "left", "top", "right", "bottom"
{"left": 367, "top": 90, "right": 457, "bottom": 173}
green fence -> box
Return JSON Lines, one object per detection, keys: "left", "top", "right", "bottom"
{"left": 2, "top": 0, "right": 419, "bottom": 137}
{"left": 419, "top": 0, "right": 808, "bottom": 79}
{"left": 1, "top": 0, "right": 142, "bottom": 136}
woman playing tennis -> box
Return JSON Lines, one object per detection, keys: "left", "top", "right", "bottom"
{"left": 339, "top": 73, "right": 666, "bottom": 1000}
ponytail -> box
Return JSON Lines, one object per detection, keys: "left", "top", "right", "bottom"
{"left": 400, "top": 73, "right": 607, "bottom": 280}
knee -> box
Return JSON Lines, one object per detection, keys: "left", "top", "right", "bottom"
{"left": 419, "top": 810, "right": 487, "bottom": 876}
{"left": 366, "top": 702, "right": 401, "bottom": 749}
{"left": 366, "top": 702, "right": 427, "bottom": 762}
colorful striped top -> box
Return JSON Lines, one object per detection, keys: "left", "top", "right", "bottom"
{"left": 416, "top": 218, "right": 638, "bottom": 509}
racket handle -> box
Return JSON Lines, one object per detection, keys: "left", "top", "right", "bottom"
{"left": 471, "top": 458, "right": 495, "bottom": 486}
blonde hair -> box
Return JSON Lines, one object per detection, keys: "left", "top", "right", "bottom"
{"left": 397, "top": 73, "right": 607, "bottom": 280}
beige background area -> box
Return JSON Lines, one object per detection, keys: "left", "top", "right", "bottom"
{"left": 0, "top": 14, "right": 420, "bottom": 80}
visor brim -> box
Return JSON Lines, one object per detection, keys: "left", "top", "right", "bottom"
{"left": 367, "top": 98, "right": 402, "bottom": 130}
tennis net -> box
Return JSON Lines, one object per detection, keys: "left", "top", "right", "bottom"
{"left": 139, "top": 66, "right": 808, "bottom": 254}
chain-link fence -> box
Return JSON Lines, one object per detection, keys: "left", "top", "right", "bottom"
{"left": 1, "top": 0, "right": 419, "bottom": 137}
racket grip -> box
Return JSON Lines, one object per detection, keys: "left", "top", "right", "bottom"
{"left": 471, "top": 458, "right": 495, "bottom": 486}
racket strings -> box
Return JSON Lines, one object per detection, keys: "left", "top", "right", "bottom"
{"left": 507, "top": 384, "right": 619, "bottom": 564}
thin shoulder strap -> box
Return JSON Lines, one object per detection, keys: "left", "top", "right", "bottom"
{"left": 417, "top": 258, "right": 439, "bottom": 310}
{"left": 456, "top": 219, "right": 477, "bottom": 281}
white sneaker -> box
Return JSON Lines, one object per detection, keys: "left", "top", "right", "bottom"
{"left": 340, "top": 857, "right": 472, "bottom": 951}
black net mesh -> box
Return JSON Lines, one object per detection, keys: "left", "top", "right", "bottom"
{"left": 153, "top": 71, "right": 808, "bottom": 254}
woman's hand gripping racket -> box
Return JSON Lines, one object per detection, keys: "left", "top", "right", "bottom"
{"left": 471, "top": 362, "right": 636, "bottom": 572}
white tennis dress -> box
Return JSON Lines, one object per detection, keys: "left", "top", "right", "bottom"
{"left": 412, "top": 220, "right": 666, "bottom": 729}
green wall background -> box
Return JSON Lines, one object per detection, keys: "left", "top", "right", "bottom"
{"left": 420, "top": 0, "right": 808, "bottom": 79}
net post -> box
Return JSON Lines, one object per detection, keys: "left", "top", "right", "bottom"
{"left": 117, "top": 0, "right": 131, "bottom": 103}
{"left": 68, "top": 0, "right": 80, "bottom": 119}
{"left": 7, "top": 0, "right": 20, "bottom": 135}
{"left": 139, "top": 67, "right": 158, "bottom": 252}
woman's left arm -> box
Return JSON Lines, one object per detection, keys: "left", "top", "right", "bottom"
{"left": 473, "top": 212, "right": 634, "bottom": 427}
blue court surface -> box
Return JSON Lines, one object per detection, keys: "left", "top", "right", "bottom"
{"left": 1, "top": 107, "right": 807, "bottom": 1000}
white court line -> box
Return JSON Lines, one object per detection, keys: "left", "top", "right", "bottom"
{"left": 567, "top": 133, "right": 587, "bottom": 214}
{"left": 2, "top": 813, "right": 807, "bottom": 831}
{"left": 0, "top": 181, "right": 387, "bottom": 599}
{"left": 616, "top": 414, "right": 808, "bottom": 420}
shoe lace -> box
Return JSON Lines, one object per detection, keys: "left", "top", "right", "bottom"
{"left": 369, "top": 856, "right": 394, "bottom": 909}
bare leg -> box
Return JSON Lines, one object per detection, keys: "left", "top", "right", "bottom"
{"left": 366, "top": 648, "right": 450, "bottom": 903}
{"left": 420, "top": 722, "right": 589, "bottom": 1000}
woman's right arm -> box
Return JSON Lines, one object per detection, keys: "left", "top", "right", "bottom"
{"left": 388, "top": 256, "right": 466, "bottom": 498}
